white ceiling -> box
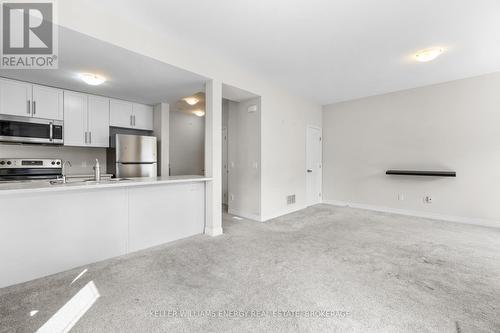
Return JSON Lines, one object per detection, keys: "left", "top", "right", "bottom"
{"left": 95, "top": 0, "right": 500, "bottom": 105}
{"left": 0, "top": 27, "right": 207, "bottom": 105}
{"left": 222, "top": 84, "right": 259, "bottom": 102}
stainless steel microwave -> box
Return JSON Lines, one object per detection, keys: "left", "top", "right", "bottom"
{"left": 0, "top": 114, "right": 63, "bottom": 145}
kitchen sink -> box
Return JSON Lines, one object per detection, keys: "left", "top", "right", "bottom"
{"left": 50, "top": 178, "right": 131, "bottom": 185}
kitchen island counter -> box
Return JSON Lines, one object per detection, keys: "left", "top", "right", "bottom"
{"left": 0, "top": 175, "right": 211, "bottom": 195}
{"left": 0, "top": 176, "right": 211, "bottom": 288}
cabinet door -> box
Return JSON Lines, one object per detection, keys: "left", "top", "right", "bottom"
{"left": 0, "top": 78, "right": 32, "bottom": 117}
{"left": 63, "top": 91, "right": 87, "bottom": 146}
{"left": 87, "top": 95, "right": 110, "bottom": 147}
{"left": 110, "top": 99, "right": 133, "bottom": 128}
{"left": 133, "top": 103, "right": 153, "bottom": 130}
{"left": 32, "top": 85, "right": 63, "bottom": 120}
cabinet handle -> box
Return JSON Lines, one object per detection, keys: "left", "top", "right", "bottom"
{"left": 84, "top": 132, "right": 88, "bottom": 144}
{"left": 130, "top": 115, "right": 133, "bottom": 126}
{"left": 49, "top": 122, "right": 53, "bottom": 141}
{"left": 33, "top": 101, "right": 36, "bottom": 115}
{"left": 27, "top": 100, "right": 31, "bottom": 115}
{"left": 133, "top": 115, "right": 136, "bottom": 126}
{"left": 89, "top": 131, "right": 92, "bottom": 144}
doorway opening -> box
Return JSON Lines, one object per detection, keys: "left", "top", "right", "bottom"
{"left": 221, "top": 84, "right": 261, "bottom": 221}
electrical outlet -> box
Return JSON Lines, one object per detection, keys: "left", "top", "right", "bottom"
{"left": 424, "top": 196, "right": 433, "bottom": 204}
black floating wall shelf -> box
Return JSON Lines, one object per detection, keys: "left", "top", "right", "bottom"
{"left": 386, "top": 170, "right": 456, "bottom": 177}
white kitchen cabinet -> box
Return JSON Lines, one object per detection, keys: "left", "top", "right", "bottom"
{"left": 64, "top": 91, "right": 87, "bottom": 146}
{"left": 32, "top": 84, "right": 63, "bottom": 120}
{"left": 64, "top": 91, "right": 109, "bottom": 147}
{"left": 0, "top": 78, "right": 32, "bottom": 117}
{"left": 87, "top": 95, "right": 110, "bottom": 147}
{"left": 110, "top": 99, "right": 153, "bottom": 130}
{"left": 132, "top": 103, "right": 154, "bottom": 130}
{"left": 110, "top": 99, "right": 134, "bottom": 128}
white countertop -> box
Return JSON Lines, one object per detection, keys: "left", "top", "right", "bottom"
{"left": 0, "top": 175, "right": 211, "bottom": 195}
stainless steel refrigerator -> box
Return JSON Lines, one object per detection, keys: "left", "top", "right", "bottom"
{"left": 107, "top": 134, "right": 157, "bottom": 178}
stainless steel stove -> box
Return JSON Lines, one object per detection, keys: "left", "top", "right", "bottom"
{"left": 0, "top": 158, "right": 62, "bottom": 181}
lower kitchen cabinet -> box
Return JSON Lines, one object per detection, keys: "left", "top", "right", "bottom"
{"left": 0, "top": 181, "right": 206, "bottom": 288}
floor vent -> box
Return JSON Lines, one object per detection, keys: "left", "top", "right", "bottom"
{"left": 286, "top": 194, "right": 296, "bottom": 205}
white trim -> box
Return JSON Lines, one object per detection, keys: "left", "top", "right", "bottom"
{"left": 324, "top": 200, "right": 499, "bottom": 228}
{"left": 204, "top": 226, "right": 223, "bottom": 237}
{"left": 260, "top": 205, "right": 308, "bottom": 222}
{"left": 228, "top": 208, "right": 261, "bottom": 222}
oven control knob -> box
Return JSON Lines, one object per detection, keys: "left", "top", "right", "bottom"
{"left": 56, "top": 161, "right": 61, "bottom": 165}
{"left": 6, "top": 161, "right": 11, "bottom": 165}
{"left": 0, "top": 161, "right": 5, "bottom": 165}
{"left": 51, "top": 161, "right": 55, "bottom": 165}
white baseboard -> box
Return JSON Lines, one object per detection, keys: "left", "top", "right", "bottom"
{"left": 324, "top": 200, "right": 499, "bottom": 228}
{"left": 260, "top": 205, "right": 308, "bottom": 222}
{"left": 204, "top": 226, "right": 223, "bottom": 237}
{"left": 228, "top": 208, "right": 262, "bottom": 222}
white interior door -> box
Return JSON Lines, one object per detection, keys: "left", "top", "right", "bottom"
{"left": 222, "top": 127, "right": 228, "bottom": 205}
{"left": 306, "top": 126, "right": 322, "bottom": 206}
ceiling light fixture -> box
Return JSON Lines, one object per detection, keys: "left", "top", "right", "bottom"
{"left": 184, "top": 97, "right": 199, "bottom": 106}
{"left": 193, "top": 110, "right": 205, "bottom": 117}
{"left": 414, "top": 47, "right": 444, "bottom": 62}
{"left": 79, "top": 73, "right": 106, "bottom": 86}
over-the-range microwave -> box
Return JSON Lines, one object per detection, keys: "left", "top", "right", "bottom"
{"left": 0, "top": 114, "right": 63, "bottom": 145}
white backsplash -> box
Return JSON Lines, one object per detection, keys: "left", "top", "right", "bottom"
{"left": 0, "top": 144, "right": 106, "bottom": 175}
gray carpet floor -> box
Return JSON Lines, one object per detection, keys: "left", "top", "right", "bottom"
{"left": 1, "top": 204, "right": 500, "bottom": 333}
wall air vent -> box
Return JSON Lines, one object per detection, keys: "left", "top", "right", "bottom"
{"left": 286, "top": 194, "right": 296, "bottom": 205}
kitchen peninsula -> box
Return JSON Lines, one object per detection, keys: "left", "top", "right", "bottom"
{"left": 0, "top": 176, "right": 210, "bottom": 288}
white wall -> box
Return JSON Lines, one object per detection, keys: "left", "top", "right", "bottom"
{"left": 58, "top": 1, "right": 322, "bottom": 222}
{"left": 227, "top": 98, "right": 261, "bottom": 220}
{"left": 0, "top": 144, "right": 106, "bottom": 174}
{"left": 169, "top": 110, "right": 205, "bottom": 176}
{"left": 153, "top": 103, "right": 170, "bottom": 176}
{"left": 322, "top": 72, "right": 500, "bottom": 224}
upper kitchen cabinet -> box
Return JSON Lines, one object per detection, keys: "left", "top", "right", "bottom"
{"left": 110, "top": 99, "right": 134, "bottom": 128}
{"left": 110, "top": 99, "right": 153, "bottom": 131}
{"left": 32, "top": 85, "right": 64, "bottom": 120}
{"left": 0, "top": 78, "right": 32, "bottom": 118}
{"left": 0, "top": 78, "right": 63, "bottom": 120}
{"left": 64, "top": 91, "right": 109, "bottom": 148}
{"left": 87, "top": 95, "right": 110, "bottom": 147}
{"left": 132, "top": 103, "right": 154, "bottom": 130}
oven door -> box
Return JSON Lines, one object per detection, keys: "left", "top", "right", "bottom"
{"left": 0, "top": 115, "right": 63, "bottom": 144}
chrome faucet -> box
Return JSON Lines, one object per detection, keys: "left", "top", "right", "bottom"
{"left": 93, "top": 159, "right": 101, "bottom": 182}
{"left": 61, "top": 160, "right": 72, "bottom": 183}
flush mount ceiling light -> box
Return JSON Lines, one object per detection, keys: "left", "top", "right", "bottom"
{"left": 193, "top": 110, "right": 205, "bottom": 117}
{"left": 184, "top": 97, "right": 199, "bottom": 106}
{"left": 414, "top": 47, "right": 444, "bottom": 62}
{"left": 79, "top": 73, "right": 106, "bottom": 85}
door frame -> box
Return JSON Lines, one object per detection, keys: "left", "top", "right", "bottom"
{"left": 306, "top": 125, "right": 322, "bottom": 206}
